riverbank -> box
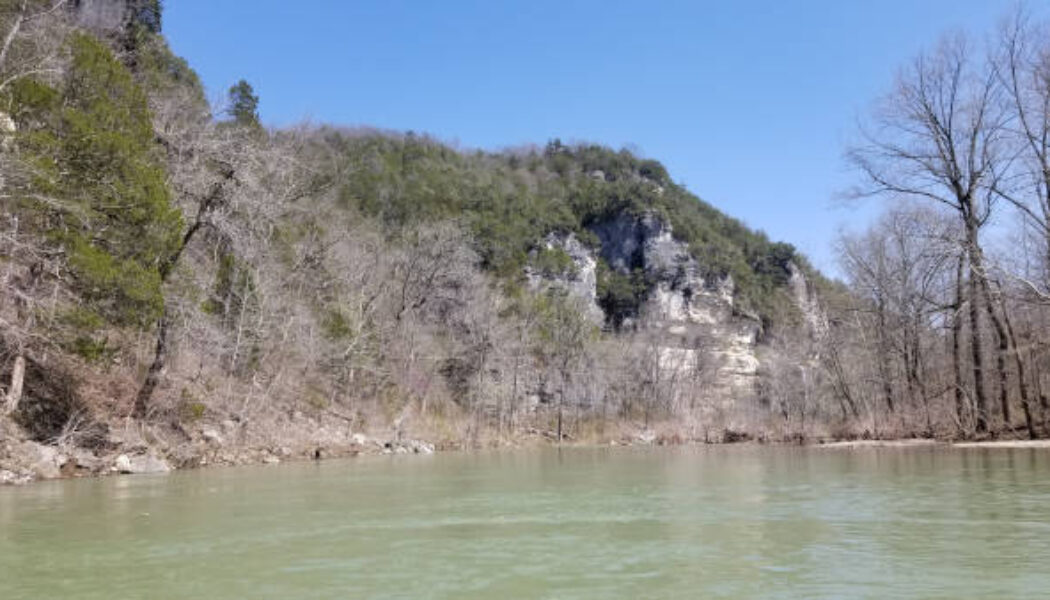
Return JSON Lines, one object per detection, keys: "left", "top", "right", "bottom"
{"left": 817, "top": 438, "right": 1050, "bottom": 449}
{"left": 3, "top": 414, "right": 1049, "bottom": 486}
{"left": 0, "top": 413, "right": 445, "bottom": 486}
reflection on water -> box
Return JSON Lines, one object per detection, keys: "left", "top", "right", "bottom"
{"left": 1, "top": 446, "right": 1048, "bottom": 599}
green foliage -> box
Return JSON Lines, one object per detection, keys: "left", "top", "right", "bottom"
{"left": 69, "top": 335, "right": 117, "bottom": 364}
{"left": 202, "top": 251, "right": 253, "bottom": 326}
{"left": 118, "top": 0, "right": 165, "bottom": 62}
{"left": 128, "top": 0, "right": 163, "bottom": 34}
{"left": 227, "top": 79, "right": 260, "bottom": 129}
{"left": 531, "top": 246, "right": 578, "bottom": 279}
{"left": 595, "top": 262, "right": 651, "bottom": 328}
{"left": 9, "top": 33, "right": 182, "bottom": 328}
{"left": 178, "top": 389, "right": 207, "bottom": 422}
{"left": 321, "top": 308, "right": 354, "bottom": 340}
{"left": 531, "top": 290, "right": 598, "bottom": 368}
{"left": 320, "top": 131, "right": 812, "bottom": 322}
{"left": 133, "top": 34, "right": 206, "bottom": 107}
{"left": 58, "top": 307, "right": 105, "bottom": 332}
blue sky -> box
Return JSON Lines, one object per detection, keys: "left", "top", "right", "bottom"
{"left": 165, "top": 0, "right": 1037, "bottom": 276}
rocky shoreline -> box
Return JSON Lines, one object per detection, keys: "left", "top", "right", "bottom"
{"left": 0, "top": 415, "right": 440, "bottom": 486}
{"left": 4, "top": 416, "right": 1048, "bottom": 487}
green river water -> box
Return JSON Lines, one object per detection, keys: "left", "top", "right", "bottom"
{"left": 1, "top": 445, "right": 1048, "bottom": 599}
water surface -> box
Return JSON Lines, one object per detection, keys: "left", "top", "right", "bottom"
{"left": 1, "top": 446, "right": 1048, "bottom": 599}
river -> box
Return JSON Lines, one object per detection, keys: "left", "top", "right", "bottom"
{"left": 1, "top": 445, "right": 1048, "bottom": 599}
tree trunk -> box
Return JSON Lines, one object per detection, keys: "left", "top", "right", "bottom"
{"left": 827, "top": 339, "right": 860, "bottom": 420}
{"left": 980, "top": 284, "right": 1011, "bottom": 430}
{"left": 952, "top": 253, "right": 969, "bottom": 435}
{"left": 907, "top": 323, "right": 933, "bottom": 436}
{"left": 965, "top": 219, "right": 989, "bottom": 434}
{"left": 875, "top": 297, "right": 896, "bottom": 416}
{"left": 134, "top": 313, "right": 169, "bottom": 418}
{"left": 131, "top": 166, "right": 234, "bottom": 414}
{"left": 556, "top": 390, "right": 564, "bottom": 443}
{"left": 0, "top": 2, "right": 26, "bottom": 75}
{"left": 3, "top": 354, "right": 25, "bottom": 415}
{"left": 995, "top": 282, "right": 1037, "bottom": 439}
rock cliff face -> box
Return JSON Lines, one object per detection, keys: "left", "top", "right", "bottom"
{"left": 525, "top": 233, "right": 604, "bottom": 324}
{"left": 529, "top": 212, "right": 763, "bottom": 401}
{"left": 72, "top": 0, "right": 129, "bottom": 31}
{"left": 788, "top": 262, "right": 828, "bottom": 338}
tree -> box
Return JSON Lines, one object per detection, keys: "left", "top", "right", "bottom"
{"left": 127, "top": 0, "right": 162, "bottom": 34}
{"left": 848, "top": 33, "right": 1010, "bottom": 433}
{"left": 997, "top": 11, "right": 1050, "bottom": 296}
{"left": 11, "top": 32, "right": 181, "bottom": 327}
{"left": 533, "top": 290, "right": 595, "bottom": 442}
{"left": 226, "top": 78, "right": 260, "bottom": 129}
{"left": 0, "top": 0, "right": 69, "bottom": 95}
{"left": 1, "top": 32, "right": 183, "bottom": 422}
{"left": 838, "top": 204, "right": 962, "bottom": 435}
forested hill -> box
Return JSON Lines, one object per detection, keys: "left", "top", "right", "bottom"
{"left": 1, "top": 1, "right": 844, "bottom": 483}
{"left": 324, "top": 131, "right": 817, "bottom": 324}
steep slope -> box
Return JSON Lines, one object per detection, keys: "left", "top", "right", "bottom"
{"left": 324, "top": 132, "right": 830, "bottom": 415}
{"left": 0, "top": 6, "right": 839, "bottom": 484}
{"left": 325, "top": 133, "right": 820, "bottom": 323}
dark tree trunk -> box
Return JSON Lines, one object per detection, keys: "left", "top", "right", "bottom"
{"left": 827, "top": 339, "right": 860, "bottom": 420}
{"left": 995, "top": 282, "right": 1037, "bottom": 439}
{"left": 906, "top": 322, "right": 932, "bottom": 436}
{"left": 134, "top": 312, "right": 169, "bottom": 418}
{"left": 952, "top": 254, "right": 969, "bottom": 435}
{"left": 875, "top": 297, "right": 896, "bottom": 416}
{"left": 980, "top": 286, "right": 1011, "bottom": 430}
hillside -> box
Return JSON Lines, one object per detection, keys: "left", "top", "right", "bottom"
{"left": 0, "top": 1, "right": 841, "bottom": 483}
{"left": 324, "top": 131, "right": 815, "bottom": 327}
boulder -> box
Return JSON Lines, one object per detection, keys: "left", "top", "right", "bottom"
{"left": 6, "top": 440, "right": 67, "bottom": 480}
{"left": 201, "top": 427, "right": 223, "bottom": 446}
{"left": 407, "top": 439, "right": 435, "bottom": 455}
{"left": 0, "top": 469, "right": 31, "bottom": 485}
{"left": 114, "top": 452, "right": 171, "bottom": 475}
{"left": 70, "top": 448, "right": 104, "bottom": 472}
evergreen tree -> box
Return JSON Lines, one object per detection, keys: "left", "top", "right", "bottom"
{"left": 227, "top": 79, "right": 260, "bottom": 129}
{"left": 11, "top": 33, "right": 182, "bottom": 329}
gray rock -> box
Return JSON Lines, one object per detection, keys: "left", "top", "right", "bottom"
{"left": 114, "top": 453, "right": 171, "bottom": 475}
{"left": 0, "top": 469, "right": 31, "bottom": 485}
{"left": 262, "top": 455, "right": 280, "bottom": 465}
{"left": 408, "top": 440, "right": 435, "bottom": 455}
{"left": 525, "top": 232, "right": 604, "bottom": 324}
{"left": 113, "top": 454, "right": 132, "bottom": 472}
{"left": 7, "top": 440, "right": 66, "bottom": 480}
{"left": 201, "top": 427, "right": 223, "bottom": 446}
{"left": 71, "top": 448, "right": 103, "bottom": 472}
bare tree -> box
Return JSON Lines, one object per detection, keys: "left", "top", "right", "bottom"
{"left": 533, "top": 291, "right": 595, "bottom": 442}
{"left": 848, "top": 33, "right": 1010, "bottom": 433}
{"left": 997, "top": 12, "right": 1050, "bottom": 297}
{"left": 0, "top": 0, "right": 69, "bottom": 94}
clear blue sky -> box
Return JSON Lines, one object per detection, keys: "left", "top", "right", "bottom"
{"left": 165, "top": 0, "right": 1037, "bottom": 275}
